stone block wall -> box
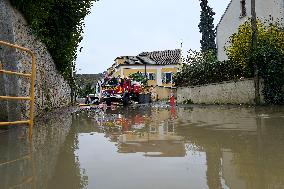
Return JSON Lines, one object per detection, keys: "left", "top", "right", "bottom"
{"left": 177, "top": 79, "right": 264, "bottom": 105}
{"left": 0, "top": 0, "right": 71, "bottom": 121}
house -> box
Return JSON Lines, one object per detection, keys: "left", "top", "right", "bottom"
{"left": 109, "top": 49, "right": 182, "bottom": 87}
{"left": 216, "top": 0, "right": 284, "bottom": 61}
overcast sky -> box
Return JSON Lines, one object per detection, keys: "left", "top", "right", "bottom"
{"left": 76, "top": 0, "right": 231, "bottom": 74}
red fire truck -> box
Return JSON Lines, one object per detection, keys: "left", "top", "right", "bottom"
{"left": 97, "top": 77, "right": 143, "bottom": 106}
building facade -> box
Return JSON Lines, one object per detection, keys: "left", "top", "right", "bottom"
{"left": 108, "top": 49, "right": 182, "bottom": 87}
{"left": 216, "top": 0, "right": 284, "bottom": 61}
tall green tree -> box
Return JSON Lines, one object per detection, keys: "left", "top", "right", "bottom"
{"left": 226, "top": 21, "right": 284, "bottom": 104}
{"left": 198, "top": 0, "right": 217, "bottom": 54}
{"left": 10, "top": 0, "right": 97, "bottom": 82}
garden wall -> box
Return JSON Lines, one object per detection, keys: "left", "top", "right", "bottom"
{"left": 177, "top": 79, "right": 264, "bottom": 105}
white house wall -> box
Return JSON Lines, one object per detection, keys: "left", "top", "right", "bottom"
{"left": 217, "top": 0, "right": 284, "bottom": 61}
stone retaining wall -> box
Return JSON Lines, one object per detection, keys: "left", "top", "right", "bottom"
{"left": 177, "top": 79, "right": 264, "bottom": 105}
{"left": 0, "top": 0, "right": 71, "bottom": 121}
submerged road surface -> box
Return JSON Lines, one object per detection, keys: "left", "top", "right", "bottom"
{"left": 1, "top": 105, "right": 284, "bottom": 189}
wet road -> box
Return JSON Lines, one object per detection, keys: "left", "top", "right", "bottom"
{"left": 1, "top": 105, "right": 284, "bottom": 189}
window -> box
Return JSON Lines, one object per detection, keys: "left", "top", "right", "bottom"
{"left": 162, "top": 72, "right": 173, "bottom": 84}
{"left": 240, "top": 0, "right": 246, "bottom": 17}
{"left": 147, "top": 73, "right": 156, "bottom": 80}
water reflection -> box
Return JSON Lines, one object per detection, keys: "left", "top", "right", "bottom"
{"left": 0, "top": 111, "right": 88, "bottom": 189}
{"left": 176, "top": 106, "right": 284, "bottom": 189}
{"left": 92, "top": 107, "right": 184, "bottom": 157}
{"left": 0, "top": 106, "right": 284, "bottom": 189}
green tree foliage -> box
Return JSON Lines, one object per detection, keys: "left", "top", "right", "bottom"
{"left": 226, "top": 21, "right": 284, "bottom": 104}
{"left": 10, "top": 0, "right": 97, "bottom": 84}
{"left": 78, "top": 83, "right": 95, "bottom": 97}
{"left": 174, "top": 50, "right": 243, "bottom": 87}
{"left": 198, "top": 0, "right": 217, "bottom": 54}
{"left": 75, "top": 73, "right": 102, "bottom": 97}
{"left": 128, "top": 71, "right": 147, "bottom": 85}
{"left": 226, "top": 20, "right": 262, "bottom": 76}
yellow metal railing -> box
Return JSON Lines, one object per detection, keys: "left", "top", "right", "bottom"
{"left": 0, "top": 40, "right": 36, "bottom": 139}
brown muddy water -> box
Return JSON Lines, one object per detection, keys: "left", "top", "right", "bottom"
{"left": 1, "top": 105, "right": 284, "bottom": 189}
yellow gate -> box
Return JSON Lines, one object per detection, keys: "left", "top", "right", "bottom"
{"left": 0, "top": 40, "right": 36, "bottom": 139}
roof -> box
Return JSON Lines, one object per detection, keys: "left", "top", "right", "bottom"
{"left": 216, "top": 0, "right": 233, "bottom": 29}
{"left": 139, "top": 49, "right": 181, "bottom": 65}
{"left": 117, "top": 49, "right": 181, "bottom": 66}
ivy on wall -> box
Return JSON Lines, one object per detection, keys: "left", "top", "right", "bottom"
{"left": 10, "top": 0, "right": 97, "bottom": 84}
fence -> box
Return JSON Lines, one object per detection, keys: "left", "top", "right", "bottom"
{"left": 0, "top": 40, "right": 36, "bottom": 139}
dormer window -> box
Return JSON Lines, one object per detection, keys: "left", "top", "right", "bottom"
{"left": 240, "top": 0, "right": 246, "bottom": 17}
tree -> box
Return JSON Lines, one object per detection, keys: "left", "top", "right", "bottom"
{"left": 198, "top": 0, "right": 217, "bottom": 54}
{"left": 226, "top": 21, "right": 284, "bottom": 75}
{"left": 10, "top": 0, "right": 97, "bottom": 83}
{"left": 226, "top": 21, "right": 284, "bottom": 104}
{"left": 129, "top": 71, "right": 147, "bottom": 85}
{"left": 173, "top": 50, "right": 243, "bottom": 87}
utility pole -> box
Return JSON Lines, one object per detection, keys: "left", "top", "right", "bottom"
{"left": 251, "top": 0, "right": 260, "bottom": 104}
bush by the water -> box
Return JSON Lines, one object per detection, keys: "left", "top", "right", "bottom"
{"left": 175, "top": 21, "right": 284, "bottom": 104}
{"left": 174, "top": 50, "right": 245, "bottom": 87}
{"left": 226, "top": 21, "right": 284, "bottom": 104}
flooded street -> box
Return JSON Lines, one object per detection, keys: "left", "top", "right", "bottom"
{"left": 1, "top": 105, "right": 284, "bottom": 189}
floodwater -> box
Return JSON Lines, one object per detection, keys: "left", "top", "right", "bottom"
{"left": 1, "top": 105, "right": 284, "bottom": 189}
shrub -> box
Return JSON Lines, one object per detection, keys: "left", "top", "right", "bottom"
{"left": 174, "top": 50, "right": 244, "bottom": 87}
{"left": 254, "top": 42, "right": 284, "bottom": 104}
{"left": 226, "top": 21, "right": 284, "bottom": 104}
{"left": 129, "top": 71, "right": 147, "bottom": 85}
